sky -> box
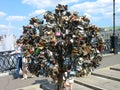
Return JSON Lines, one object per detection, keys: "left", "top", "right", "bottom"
{"left": 0, "top": 0, "right": 120, "bottom": 37}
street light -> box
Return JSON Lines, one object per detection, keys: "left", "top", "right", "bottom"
{"left": 110, "top": 0, "right": 118, "bottom": 54}
{"left": 113, "top": 0, "right": 115, "bottom": 36}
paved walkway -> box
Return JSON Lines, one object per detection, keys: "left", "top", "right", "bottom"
{"left": 75, "top": 64, "right": 120, "bottom": 90}
{"left": 0, "top": 53, "right": 120, "bottom": 90}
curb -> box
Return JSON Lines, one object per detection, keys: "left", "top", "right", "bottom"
{"left": 14, "top": 81, "right": 52, "bottom": 90}
{"left": 0, "top": 69, "right": 21, "bottom": 77}
{"left": 74, "top": 79, "right": 106, "bottom": 90}
{"left": 110, "top": 67, "right": 120, "bottom": 71}
{"left": 110, "top": 64, "right": 120, "bottom": 71}
{"left": 14, "top": 84, "right": 43, "bottom": 90}
{"left": 103, "top": 52, "right": 120, "bottom": 57}
{"left": 0, "top": 72, "right": 9, "bottom": 77}
{"left": 40, "top": 82, "right": 54, "bottom": 90}
{"left": 91, "top": 64, "right": 120, "bottom": 82}
{"left": 91, "top": 72, "right": 120, "bottom": 82}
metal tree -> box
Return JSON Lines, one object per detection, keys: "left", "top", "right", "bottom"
{"left": 18, "top": 4, "right": 105, "bottom": 90}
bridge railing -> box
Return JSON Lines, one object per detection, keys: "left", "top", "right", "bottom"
{"left": 103, "top": 39, "right": 111, "bottom": 54}
{"left": 103, "top": 38, "right": 120, "bottom": 54}
{"left": 0, "top": 50, "right": 17, "bottom": 72}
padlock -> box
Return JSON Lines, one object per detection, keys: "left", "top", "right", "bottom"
{"left": 17, "top": 4, "right": 105, "bottom": 82}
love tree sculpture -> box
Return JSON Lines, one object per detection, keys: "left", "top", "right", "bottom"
{"left": 18, "top": 4, "right": 105, "bottom": 90}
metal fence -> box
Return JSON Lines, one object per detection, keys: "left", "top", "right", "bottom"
{"left": 0, "top": 50, "right": 17, "bottom": 72}
{"left": 103, "top": 38, "right": 120, "bottom": 54}
{"left": 0, "top": 38, "right": 120, "bottom": 72}
{"left": 103, "top": 39, "right": 111, "bottom": 54}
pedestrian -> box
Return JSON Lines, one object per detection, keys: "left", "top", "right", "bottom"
{"left": 10, "top": 39, "right": 23, "bottom": 79}
{"left": 63, "top": 70, "right": 74, "bottom": 90}
{"left": 21, "top": 57, "right": 28, "bottom": 80}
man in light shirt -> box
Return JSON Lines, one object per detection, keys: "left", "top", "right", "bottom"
{"left": 11, "top": 39, "right": 23, "bottom": 79}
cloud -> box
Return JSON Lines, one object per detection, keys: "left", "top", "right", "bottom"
{"left": 70, "top": 0, "right": 112, "bottom": 15}
{"left": 22, "top": 0, "right": 57, "bottom": 8}
{"left": 22, "top": 0, "right": 79, "bottom": 9}
{"left": 0, "top": 11, "right": 6, "bottom": 17}
{"left": 0, "top": 24, "right": 15, "bottom": 35}
{"left": 0, "top": 24, "right": 23, "bottom": 36}
{"left": 29, "top": 9, "right": 46, "bottom": 17}
{"left": 84, "top": 13, "right": 101, "bottom": 23}
{"left": 0, "top": 25, "right": 7, "bottom": 29}
{"left": 0, "top": 24, "right": 15, "bottom": 30}
{"left": 116, "top": 15, "right": 120, "bottom": 26}
{"left": 60, "top": 0, "right": 79, "bottom": 5}
{"left": 70, "top": 0, "right": 120, "bottom": 26}
{"left": 117, "top": 8, "right": 120, "bottom": 13}
{"left": 6, "top": 16, "right": 27, "bottom": 21}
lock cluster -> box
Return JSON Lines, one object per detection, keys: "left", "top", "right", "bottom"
{"left": 18, "top": 4, "right": 105, "bottom": 81}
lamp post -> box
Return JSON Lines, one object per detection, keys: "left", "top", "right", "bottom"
{"left": 113, "top": 0, "right": 115, "bottom": 36}
{"left": 110, "top": 0, "right": 118, "bottom": 54}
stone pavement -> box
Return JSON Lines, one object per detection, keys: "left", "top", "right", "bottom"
{"left": 0, "top": 74, "right": 47, "bottom": 90}
{"left": 75, "top": 64, "right": 120, "bottom": 90}
{"left": 15, "top": 64, "right": 120, "bottom": 90}
{"left": 0, "top": 53, "right": 120, "bottom": 90}
{"left": 0, "top": 73, "right": 93, "bottom": 90}
{"left": 39, "top": 64, "right": 120, "bottom": 90}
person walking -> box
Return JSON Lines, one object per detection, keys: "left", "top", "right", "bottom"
{"left": 21, "top": 57, "right": 28, "bottom": 80}
{"left": 10, "top": 39, "right": 23, "bottom": 79}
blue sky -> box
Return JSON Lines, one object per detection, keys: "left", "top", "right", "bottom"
{"left": 0, "top": 0, "right": 120, "bottom": 37}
